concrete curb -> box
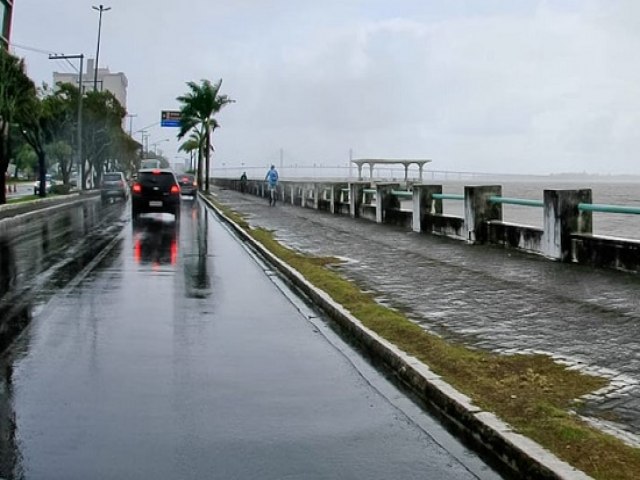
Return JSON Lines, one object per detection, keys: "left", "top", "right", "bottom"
{"left": 0, "top": 192, "right": 99, "bottom": 221}
{"left": 201, "top": 192, "right": 593, "bottom": 480}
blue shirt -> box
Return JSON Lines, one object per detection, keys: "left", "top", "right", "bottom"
{"left": 266, "top": 169, "right": 279, "bottom": 187}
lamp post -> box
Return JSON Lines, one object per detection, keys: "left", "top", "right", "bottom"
{"left": 92, "top": 4, "right": 111, "bottom": 91}
{"left": 151, "top": 139, "right": 169, "bottom": 155}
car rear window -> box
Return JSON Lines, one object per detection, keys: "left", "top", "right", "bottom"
{"left": 103, "top": 174, "right": 122, "bottom": 181}
{"left": 180, "top": 175, "right": 194, "bottom": 182}
{"left": 139, "top": 172, "right": 176, "bottom": 187}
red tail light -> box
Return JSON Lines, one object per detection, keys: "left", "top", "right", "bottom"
{"left": 152, "top": 169, "right": 161, "bottom": 175}
{"left": 132, "top": 183, "right": 142, "bottom": 193}
{"left": 170, "top": 185, "right": 180, "bottom": 195}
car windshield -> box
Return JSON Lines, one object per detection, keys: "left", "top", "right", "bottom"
{"left": 138, "top": 171, "right": 176, "bottom": 187}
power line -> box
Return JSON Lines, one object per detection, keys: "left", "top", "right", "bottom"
{"left": 9, "top": 41, "right": 80, "bottom": 73}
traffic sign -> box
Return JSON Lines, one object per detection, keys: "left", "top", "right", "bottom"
{"left": 161, "top": 110, "right": 181, "bottom": 127}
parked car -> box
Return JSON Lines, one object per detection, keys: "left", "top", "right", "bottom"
{"left": 178, "top": 173, "right": 197, "bottom": 196}
{"left": 100, "top": 172, "right": 129, "bottom": 203}
{"left": 131, "top": 168, "right": 181, "bottom": 219}
{"left": 33, "top": 174, "right": 55, "bottom": 195}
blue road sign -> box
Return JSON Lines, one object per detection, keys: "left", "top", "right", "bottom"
{"left": 161, "top": 110, "right": 181, "bottom": 127}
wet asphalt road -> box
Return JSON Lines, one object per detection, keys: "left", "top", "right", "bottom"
{"left": 0, "top": 197, "right": 502, "bottom": 480}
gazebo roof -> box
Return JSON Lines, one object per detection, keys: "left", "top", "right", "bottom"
{"left": 351, "top": 158, "right": 432, "bottom": 167}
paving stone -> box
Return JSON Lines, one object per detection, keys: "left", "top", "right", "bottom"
{"left": 215, "top": 187, "right": 640, "bottom": 445}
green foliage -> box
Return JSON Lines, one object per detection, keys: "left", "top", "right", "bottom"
{"left": 176, "top": 79, "right": 234, "bottom": 191}
{"left": 14, "top": 142, "right": 38, "bottom": 177}
{"left": 0, "top": 49, "right": 37, "bottom": 203}
{"left": 50, "top": 184, "right": 71, "bottom": 195}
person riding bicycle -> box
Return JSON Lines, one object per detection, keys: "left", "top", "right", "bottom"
{"left": 265, "top": 165, "right": 279, "bottom": 206}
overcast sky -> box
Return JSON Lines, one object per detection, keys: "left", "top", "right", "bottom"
{"left": 9, "top": 0, "right": 640, "bottom": 175}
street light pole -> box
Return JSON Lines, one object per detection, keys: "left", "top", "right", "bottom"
{"left": 92, "top": 4, "right": 111, "bottom": 92}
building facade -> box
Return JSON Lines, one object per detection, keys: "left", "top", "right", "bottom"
{"left": 53, "top": 58, "right": 128, "bottom": 110}
{"left": 1, "top": 0, "right": 13, "bottom": 49}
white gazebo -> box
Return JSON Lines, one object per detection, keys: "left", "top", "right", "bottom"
{"left": 352, "top": 158, "right": 432, "bottom": 181}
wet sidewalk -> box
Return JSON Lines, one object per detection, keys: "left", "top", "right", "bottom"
{"left": 213, "top": 186, "right": 640, "bottom": 446}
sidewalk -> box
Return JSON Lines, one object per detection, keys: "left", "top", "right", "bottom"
{"left": 213, "top": 186, "right": 640, "bottom": 447}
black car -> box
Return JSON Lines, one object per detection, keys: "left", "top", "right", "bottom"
{"left": 100, "top": 172, "right": 129, "bottom": 203}
{"left": 178, "top": 173, "right": 197, "bottom": 196}
{"left": 131, "top": 168, "right": 181, "bottom": 219}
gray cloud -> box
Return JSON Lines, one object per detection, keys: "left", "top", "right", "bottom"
{"left": 10, "top": 1, "right": 640, "bottom": 174}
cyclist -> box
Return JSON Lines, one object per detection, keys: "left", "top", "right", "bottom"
{"left": 264, "top": 165, "right": 279, "bottom": 206}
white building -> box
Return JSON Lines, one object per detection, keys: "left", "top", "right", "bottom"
{"left": 53, "top": 58, "right": 128, "bottom": 110}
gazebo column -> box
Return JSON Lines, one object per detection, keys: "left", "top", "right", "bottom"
{"left": 369, "top": 163, "right": 374, "bottom": 179}
{"left": 419, "top": 163, "right": 424, "bottom": 181}
{"left": 404, "top": 164, "right": 409, "bottom": 182}
{"left": 357, "top": 163, "right": 363, "bottom": 181}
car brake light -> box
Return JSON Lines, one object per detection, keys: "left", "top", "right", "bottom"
{"left": 170, "top": 185, "right": 180, "bottom": 195}
{"left": 132, "top": 183, "right": 142, "bottom": 193}
{"left": 193, "top": 181, "right": 198, "bottom": 187}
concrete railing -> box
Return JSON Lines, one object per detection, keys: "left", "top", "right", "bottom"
{"left": 214, "top": 178, "right": 640, "bottom": 274}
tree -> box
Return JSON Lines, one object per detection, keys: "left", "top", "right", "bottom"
{"left": 177, "top": 79, "right": 234, "bottom": 192}
{"left": 178, "top": 129, "right": 207, "bottom": 178}
{"left": 82, "top": 89, "right": 126, "bottom": 188}
{"left": 0, "top": 49, "right": 37, "bottom": 204}
{"left": 18, "top": 86, "right": 56, "bottom": 197}
{"left": 46, "top": 141, "right": 74, "bottom": 185}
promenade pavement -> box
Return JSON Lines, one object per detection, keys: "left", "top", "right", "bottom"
{"left": 212, "top": 186, "right": 640, "bottom": 447}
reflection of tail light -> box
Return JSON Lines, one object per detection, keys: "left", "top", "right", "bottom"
{"left": 170, "top": 185, "right": 180, "bottom": 195}
{"left": 132, "top": 183, "right": 142, "bottom": 194}
{"left": 170, "top": 238, "right": 178, "bottom": 265}
{"left": 193, "top": 181, "right": 198, "bottom": 187}
{"left": 134, "top": 236, "right": 141, "bottom": 263}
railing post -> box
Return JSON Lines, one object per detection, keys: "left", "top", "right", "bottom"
{"left": 330, "top": 184, "right": 339, "bottom": 214}
{"left": 349, "top": 182, "right": 366, "bottom": 218}
{"left": 412, "top": 185, "right": 442, "bottom": 233}
{"left": 464, "top": 185, "right": 502, "bottom": 243}
{"left": 542, "top": 189, "right": 592, "bottom": 261}
{"left": 375, "top": 183, "right": 399, "bottom": 224}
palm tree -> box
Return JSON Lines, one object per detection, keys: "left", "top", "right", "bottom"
{"left": 178, "top": 130, "right": 204, "bottom": 173}
{"left": 176, "top": 79, "right": 233, "bottom": 192}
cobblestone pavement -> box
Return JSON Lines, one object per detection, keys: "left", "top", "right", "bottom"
{"left": 214, "top": 187, "right": 640, "bottom": 445}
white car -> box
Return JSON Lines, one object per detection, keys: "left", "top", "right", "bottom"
{"left": 33, "top": 174, "right": 55, "bottom": 195}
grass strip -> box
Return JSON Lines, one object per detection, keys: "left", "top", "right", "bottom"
{"left": 7, "top": 195, "right": 40, "bottom": 204}
{"left": 210, "top": 194, "right": 640, "bottom": 480}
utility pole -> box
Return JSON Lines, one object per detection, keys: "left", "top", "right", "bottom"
{"left": 126, "top": 114, "right": 137, "bottom": 136}
{"left": 49, "top": 53, "right": 84, "bottom": 190}
{"left": 92, "top": 4, "right": 111, "bottom": 91}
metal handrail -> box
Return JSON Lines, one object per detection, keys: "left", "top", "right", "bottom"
{"left": 489, "top": 196, "right": 543, "bottom": 207}
{"left": 391, "top": 190, "right": 413, "bottom": 197}
{"left": 432, "top": 193, "right": 464, "bottom": 201}
{"left": 578, "top": 203, "right": 640, "bottom": 215}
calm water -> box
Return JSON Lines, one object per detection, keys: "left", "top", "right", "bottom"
{"left": 438, "top": 179, "right": 640, "bottom": 240}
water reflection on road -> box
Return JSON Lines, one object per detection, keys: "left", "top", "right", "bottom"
{"left": 0, "top": 197, "right": 502, "bottom": 479}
